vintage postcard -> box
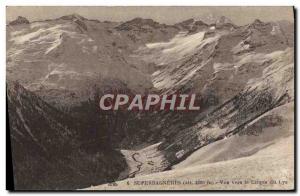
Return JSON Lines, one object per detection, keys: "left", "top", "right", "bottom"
{"left": 6, "top": 6, "right": 295, "bottom": 191}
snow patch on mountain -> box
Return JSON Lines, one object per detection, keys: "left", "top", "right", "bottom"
{"left": 146, "top": 32, "right": 206, "bottom": 64}
{"left": 145, "top": 31, "right": 220, "bottom": 90}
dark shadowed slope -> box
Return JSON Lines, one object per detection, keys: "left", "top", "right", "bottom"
{"left": 7, "top": 82, "right": 127, "bottom": 190}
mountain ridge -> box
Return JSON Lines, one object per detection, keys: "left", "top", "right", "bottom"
{"left": 6, "top": 13, "right": 294, "bottom": 190}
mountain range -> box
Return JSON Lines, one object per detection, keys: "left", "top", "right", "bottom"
{"left": 7, "top": 14, "right": 294, "bottom": 190}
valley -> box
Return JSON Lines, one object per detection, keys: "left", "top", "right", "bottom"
{"left": 6, "top": 13, "right": 294, "bottom": 190}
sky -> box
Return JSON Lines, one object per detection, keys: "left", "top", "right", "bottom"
{"left": 6, "top": 6, "right": 294, "bottom": 25}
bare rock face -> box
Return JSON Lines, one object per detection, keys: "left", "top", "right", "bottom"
{"left": 115, "top": 17, "right": 162, "bottom": 31}
{"left": 59, "top": 13, "right": 86, "bottom": 21}
{"left": 175, "top": 18, "right": 195, "bottom": 28}
{"left": 60, "top": 14, "right": 88, "bottom": 31}
{"left": 8, "top": 16, "right": 29, "bottom": 25}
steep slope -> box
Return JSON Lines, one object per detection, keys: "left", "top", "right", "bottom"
{"left": 7, "top": 15, "right": 156, "bottom": 109}
{"left": 7, "top": 82, "right": 126, "bottom": 190}
{"left": 88, "top": 131, "right": 294, "bottom": 190}
{"left": 173, "top": 103, "right": 294, "bottom": 169}
{"left": 98, "top": 19, "right": 294, "bottom": 181}
{"left": 88, "top": 101, "right": 294, "bottom": 190}
{"left": 115, "top": 17, "right": 179, "bottom": 44}
{"left": 156, "top": 47, "right": 294, "bottom": 168}
{"left": 86, "top": 43, "right": 294, "bottom": 190}
{"left": 138, "top": 19, "right": 293, "bottom": 94}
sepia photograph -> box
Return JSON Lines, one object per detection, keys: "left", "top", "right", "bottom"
{"left": 6, "top": 6, "right": 295, "bottom": 191}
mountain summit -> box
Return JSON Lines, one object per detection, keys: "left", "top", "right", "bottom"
{"left": 59, "top": 13, "right": 86, "bottom": 21}
{"left": 8, "top": 16, "right": 29, "bottom": 25}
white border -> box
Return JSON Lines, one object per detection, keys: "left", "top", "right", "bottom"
{"left": 1, "top": 1, "right": 298, "bottom": 195}
{"left": 1, "top": 0, "right": 298, "bottom": 6}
